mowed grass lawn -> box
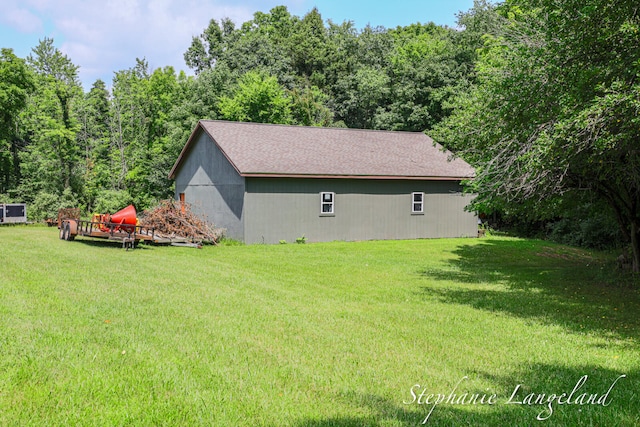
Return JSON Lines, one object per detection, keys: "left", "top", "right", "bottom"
{"left": 0, "top": 226, "right": 638, "bottom": 426}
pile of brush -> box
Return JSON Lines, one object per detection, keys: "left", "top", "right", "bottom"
{"left": 139, "top": 199, "right": 223, "bottom": 244}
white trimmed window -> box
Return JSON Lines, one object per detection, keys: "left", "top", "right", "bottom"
{"left": 412, "top": 192, "right": 424, "bottom": 213}
{"left": 320, "top": 192, "right": 334, "bottom": 214}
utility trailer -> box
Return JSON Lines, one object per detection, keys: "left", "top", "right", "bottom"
{"left": 59, "top": 218, "right": 157, "bottom": 250}
{"left": 0, "top": 203, "right": 27, "bottom": 224}
{"left": 57, "top": 205, "right": 202, "bottom": 249}
{"left": 58, "top": 205, "right": 157, "bottom": 250}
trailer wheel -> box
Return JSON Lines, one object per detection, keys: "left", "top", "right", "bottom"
{"left": 67, "top": 220, "right": 76, "bottom": 241}
{"left": 64, "top": 222, "right": 72, "bottom": 241}
{"left": 67, "top": 229, "right": 75, "bottom": 241}
{"left": 59, "top": 225, "right": 66, "bottom": 240}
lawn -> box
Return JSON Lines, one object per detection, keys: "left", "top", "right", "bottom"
{"left": 0, "top": 225, "right": 638, "bottom": 426}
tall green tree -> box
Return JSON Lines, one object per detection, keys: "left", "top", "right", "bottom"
{"left": 184, "top": 18, "right": 233, "bottom": 74}
{"left": 323, "top": 20, "right": 360, "bottom": 91}
{"left": 77, "top": 79, "right": 113, "bottom": 210}
{"left": 328, "top": 24, "right": 393, "bottom": 129}
{"left": 21, "top": 38, "right": 83, "bottom": 207}
{"left": 110, "top": 59, "right": 151, "bottom": 194}
{"left": 227, "top": 6, "right": 308, "bottom": 89}
{"left": 144, "top": 66, "right": 185, "bottom": 202}
{"left": 0, "top": 48, "right": 33, "bottom": 196}
{"left": 109, "top": 59, "right": 184, "bottom": 208}
{"left": 219, "top": 71, "right": 292, "bottom": 124}
{"left": 332, "top": 66, "right": 390, "bottom": 129}
{"left": 453, "top": 0, "right": 505, "bottom": 81}
{"left": 433, "top": 0, "right": 640, "bottom": 271}
{"left": 378, "top": 23, "right": 464, "bottom": 131}
{"left": 185, "top": 7, "right": 298, "bottom": 87}
{"left": 289, "top": 8, "right": 329, "bottom": 85}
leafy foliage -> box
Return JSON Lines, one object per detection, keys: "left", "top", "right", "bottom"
{"left": 18, "top": 38, "right": 83, "bottom": 215}
{"left": 433, "top": 0, "right": 640, "bottom": 270}
{"left": 0, "top": 48, "right": 33, "bottom": 195}
{"left": 219, "top": 71, "right": 292, "bottom": 124}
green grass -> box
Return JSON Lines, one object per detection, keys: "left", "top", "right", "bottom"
{"left": 0, "top": 225, "right": 638, "bottom": 426}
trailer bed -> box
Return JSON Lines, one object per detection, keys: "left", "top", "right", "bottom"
{"left": 59, "top": 219, "right": 158, "bottom": 249}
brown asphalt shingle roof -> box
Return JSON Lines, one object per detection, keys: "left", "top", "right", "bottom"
{"left": 169, "top": 120, "right": 474, "bottom": 180}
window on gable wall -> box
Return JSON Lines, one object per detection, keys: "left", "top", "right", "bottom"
{"left": 412, "top": 192, "right": 424, "bottom": 214}
{"left": 320, "top": 192, "right": 334, "bottom": 214}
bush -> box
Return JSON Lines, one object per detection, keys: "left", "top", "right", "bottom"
{"left": 93, "top": 190, "right": 135, "bottom": 214}
{"left": 28, "top": 189, "right": 79, "bottom": 221}
{"left": 547, "top": 208, "right": 623, "bottom": 250}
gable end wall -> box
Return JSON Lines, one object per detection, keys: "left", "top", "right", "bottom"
{"left": 173, "top": 130, "right": 245, "bottom": 240}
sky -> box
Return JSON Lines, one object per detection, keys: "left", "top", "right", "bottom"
{"left": 0, "top": 0, "right": 475, "bottom": 90}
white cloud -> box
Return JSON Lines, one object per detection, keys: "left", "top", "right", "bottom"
{"left": 1, "top": 3, "right": 43, "bottom": 33}
{"left": 2, "top": 0, "right": 304, "bottom": 89}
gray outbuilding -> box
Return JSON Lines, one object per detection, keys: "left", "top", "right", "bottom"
{"left": 168, "top": 120, "right": 477, "bottom": 244}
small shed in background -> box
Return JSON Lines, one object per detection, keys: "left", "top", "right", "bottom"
{"left": 0, "top": 203, "right": 27, "bottom": 224}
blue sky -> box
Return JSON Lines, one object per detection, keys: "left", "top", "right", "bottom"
{"left": 0, "top": 0, "right": 474, "bottom": 89}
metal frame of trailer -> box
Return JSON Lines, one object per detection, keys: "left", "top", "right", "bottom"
{"left": 58, "top": 219, "right": 157, "bottom": 250}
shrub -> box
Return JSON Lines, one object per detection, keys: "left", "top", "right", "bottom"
{"left": 93, "top": 190, "right": 134, "bottom": 214}
{"left": 547, "top": 207, "right": 623, "bottom": 250}
{"left": 28, "top": 189, "right": 79, "bottom": 221}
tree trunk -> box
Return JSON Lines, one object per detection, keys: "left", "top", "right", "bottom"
{"left": 631, "top": 221, "right": 640, "bottom": 274}
{"left": 11, "top": 138, "right": 20, "bottom": 188}
{"left": 598, "top": 184, "right": 639, "bottom": 273}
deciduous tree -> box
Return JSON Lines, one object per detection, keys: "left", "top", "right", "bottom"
{"left": 21, "top": 38, "right": 83, "bottom": 204}
{"left": 0, "top": 48, "right": 33, "bottom": 196}
{"left": 219, "top": 71, "right": 292, "bottom": 124}
{"left": 434, "top": 0, "right": 640, "bottom": 271}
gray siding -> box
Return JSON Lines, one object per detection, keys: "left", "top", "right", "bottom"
{"left": 244, "top": 178, "right": 477, "bottom": 244}
{"left": 173, "top": 130, "right": 245, "bottom": 240}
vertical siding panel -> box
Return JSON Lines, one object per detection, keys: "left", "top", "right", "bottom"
{"left": 244, "top": 178, "right": 477, "bottom": 244}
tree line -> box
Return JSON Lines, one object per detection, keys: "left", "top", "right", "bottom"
{"left": 1, "top": 0, "right": 638, "bottom": 270}
{"left": 0, "top": 3, "right": 495, "bottom": 219}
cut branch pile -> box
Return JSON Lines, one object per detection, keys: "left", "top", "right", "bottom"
{"left": 139, "top": 199, "right": 224, "bottom": 244}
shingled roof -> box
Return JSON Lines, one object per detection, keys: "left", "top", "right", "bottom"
{"left": 168, "top": 120, "right": 474, "bottom": 180}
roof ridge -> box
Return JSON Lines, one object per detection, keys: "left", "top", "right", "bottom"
{"left": 198, "top": 119, "right": 429, "bottom": 136}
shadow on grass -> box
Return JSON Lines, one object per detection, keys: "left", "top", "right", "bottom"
{"left": 296, "top": 240, "right": 639, "bottom": 426}
{"left": 68, "top": 237, "right": 154, "bottom": 251}
{"left": 417, "top": 239, "right": 640, "bottom": 340}
{"left": 296, "top": 364, "right": 638, "bottom": 426}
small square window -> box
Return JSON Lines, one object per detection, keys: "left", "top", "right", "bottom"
{"left": 321, "top": 192, "right": 334, "bottom": 214}
{"left": 412, "top": 192, "right": 424, "bottom": 213}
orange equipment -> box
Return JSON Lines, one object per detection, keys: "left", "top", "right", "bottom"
{"left": 97, "top": 204, "right": 138, "bottom": 233}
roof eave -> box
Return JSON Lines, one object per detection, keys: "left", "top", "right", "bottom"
{"left": 168, "top": 120, "right": 244, "bottom": 180}
{"left": 240, "top": 173, "right": 474, "bottom": 181}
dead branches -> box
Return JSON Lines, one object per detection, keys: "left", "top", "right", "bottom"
{"left": 139, "top": 199, "right": 223, "bottom": 244}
